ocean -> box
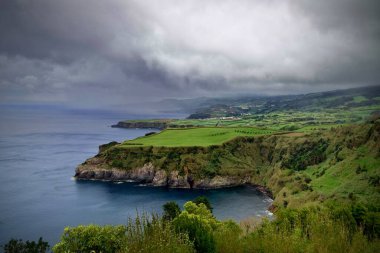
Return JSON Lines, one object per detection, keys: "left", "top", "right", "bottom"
{"left": 0, "top": 106, "right": 271, "bottom": 246}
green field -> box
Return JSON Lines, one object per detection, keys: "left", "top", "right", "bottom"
{"left": 121, "top": 127, "right": 274, "bottom": 147}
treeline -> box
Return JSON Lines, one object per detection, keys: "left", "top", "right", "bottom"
{"left": 4, "top": 197, "right": 379, "bottom": 253}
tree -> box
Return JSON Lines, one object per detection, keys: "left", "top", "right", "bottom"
{"left": 53, "top": 225, "right": 127, "bottom": 253}
{"left": 3, "top": 237, "right": 49, "bottom": 253}
{"left": 193, "top": 196, "right": 213, "bottom": 212}
{"left": 162, "top": 201, "right": 181, "bottom": 220}
{"left": 173, "top": 202, "right": 217, "bottom": 253}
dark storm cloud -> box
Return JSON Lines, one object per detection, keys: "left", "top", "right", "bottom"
{"left": 0, "top": 0, "right": 379, "bottom": 107}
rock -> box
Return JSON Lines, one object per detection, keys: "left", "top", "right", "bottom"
{"left": 168, "top": 171, "right": 190, "bottom": 188}
{"left": 129, "top": 163, "right": 155, "bottom": 182}
{"left": 75, "top": 157, "right": 254, "bottom": 190}
{"left": 193, "top": 175, "right": 249, "bottom": 189}
{"left": 152, "top": 170, "right": 167, "bottom": 186}
{"left": 75, "top": 159, "right": 156, "bottom": 182}
{"left": 108, "top": 169, "right": 129, "bottom": 180}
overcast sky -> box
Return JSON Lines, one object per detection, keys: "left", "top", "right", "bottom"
{"left": 0, "top": 0, "right": 379, "bottom": 108}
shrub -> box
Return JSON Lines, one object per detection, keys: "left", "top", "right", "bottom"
{"left": 3, "top": 237, "right": 49, "bottom": 253}
{"left": 54, "top": 215, "right": 194, "bottom": 253}
{"left": 214, "top": 220, "right": 243, "bottom": 253}
{"left": 243, "top": 207, "right": 380, "bottom": 253}
{"left": 124, "top": 214, "right": 193, "bottom": 253}
{"left": 173, "top": 201, "right": 218, "bottom": 253}
{"left": 173, "top": 212, "right": 215, "bottom": 253}
{"left": 53, "top": 225, "right": 127, "bottom": 253}
{"left": 163, "top": 201, "right": 181, "bottom": 220}
{"left": 193, "top": 196, "right": 213, "bottom": 212}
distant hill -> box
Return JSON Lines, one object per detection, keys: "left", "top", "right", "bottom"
{"left": 187, "top": 86, "right": 380, "bottom": 118}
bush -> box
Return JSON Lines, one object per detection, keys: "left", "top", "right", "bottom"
{"left": 163, "top": 201, "right": 181, "bottom": 220}
{"left": 173, "top": 201, "right": 218, "bottom": 253}
{"left": 193, "top": 196, "right": 213, "bottom": 212}
{"left": 124, "top": 214, "right": 194, "bottom": 253}
{"left": 214, "top": 221, "right": 243, "bottom": 253}
{"left": 3, "top": 237, "right": 49, "bottom": 253}
{"left": 53, "top": 225, "right": 127, "bottom": 253}
{"left": 173, "top": 212, "right": 215, "bottom": 253}
{"left": 242, "top": 207, "right": 380, "bottom": 253}
{"left": 53, "top": 215, "right": 193, "bottom": 253}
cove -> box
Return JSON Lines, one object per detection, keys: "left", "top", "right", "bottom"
{"left": 0, "top": 107, "right": 271, "bottom": 246}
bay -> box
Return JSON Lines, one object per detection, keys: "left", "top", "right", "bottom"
{"left": 0, "top": 106, "right": 271, "bottom": 246}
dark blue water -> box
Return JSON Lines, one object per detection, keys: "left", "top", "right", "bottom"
{"left": 0, "top": 107, "right": 272, "bottom": 246}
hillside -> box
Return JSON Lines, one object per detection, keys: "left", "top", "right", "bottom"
{"left": 113, "top": 86, "right": 380, "bottom": 130}
{"left": 76, "top": 120, "right": 380, "bottom": 208}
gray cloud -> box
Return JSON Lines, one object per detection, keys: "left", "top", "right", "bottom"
{"left": 0, "top": 0, "right": 379, "bottom": 108}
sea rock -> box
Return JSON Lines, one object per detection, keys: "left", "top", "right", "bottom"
{"left": 152, "top": 170, "right": 167, "bottom": 186}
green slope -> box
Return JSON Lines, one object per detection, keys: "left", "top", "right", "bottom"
{"left": 121, "top": 127, "right": 275, "bottom": 147}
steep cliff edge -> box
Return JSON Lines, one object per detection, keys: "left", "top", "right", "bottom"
{"left": 76, "top": 121, "right": 380, "bottom": 207}
{"left": 111, "top": 120, "right": 173, "bottom": 129}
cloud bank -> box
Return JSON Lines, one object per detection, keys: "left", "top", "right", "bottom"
{"left": 0, "top": 0, "right": 379, "bottom": 107}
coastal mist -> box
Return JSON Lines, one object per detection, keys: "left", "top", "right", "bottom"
{"left": 0, "top": 107, "right": 271, "bottom": 246}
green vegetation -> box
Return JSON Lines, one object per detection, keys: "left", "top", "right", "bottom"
{"left": 53, "top": 215, "right": 193, "bottom": 253}
{"left": 68, "top": 87, "right": 380, "bottom": 252}
{"left": 98, "top": 120, "right": 380, "bottom": 207}
{"left": 121, "top": 127, "right": 274, "bottom": 147}
{"left": 53, "top": 225, "right": 127, "bottom": 253}
{"left": 193, "top": 196, "right": 213, "bottom": 212}
{"left": 163, "top": 201, "right": 181, "bottom": 221}
{"left": 2, "top": 237, "right": 49, "bottom": 253}
{"left": 115, "top": 86, "right": 380, "bottom": 132}
{"left": 52, "top": 200, "right": 380, "bottom": 253}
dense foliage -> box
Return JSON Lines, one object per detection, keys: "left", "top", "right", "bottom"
{"left": 53, "top": 214, "right": 193, "bottom": 253}
{"left": 193, "top": 196, "right": 213, "bottom": 212}
{"left": 100, "top": 121, "right": 380, "bottom": 209}
{"left": 53, "top": 225, "right": 127, "bottom": 253}
{"left": 163, "top": 201, "right": 181, "bottom": 220}
{"left": 51, "top": 199, "right": 379, "bottom": 253}
{"left": 2, "top": 237, "right": 49, "bottom": 253}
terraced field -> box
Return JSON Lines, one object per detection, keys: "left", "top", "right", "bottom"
{"left": 121, "top": 127, "right": 275, "bottom": 147}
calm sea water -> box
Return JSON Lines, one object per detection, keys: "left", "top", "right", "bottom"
{"left": 0, "top": 106, "right": 272, "bottom": 246}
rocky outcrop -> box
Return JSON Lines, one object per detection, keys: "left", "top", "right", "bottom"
{"left": 75, "top": 160, "right": 155, "bottom": 182}
{"left": 111, "top": 121, "right": 170, "bottom": 129}
{"left": 167, "top": 171, "right": 191, "bottom": 188}
{"left": 75, "top": 158, "right": 251, "bottom": 189}
{"left": 193, "top": 176, "right": 250, "bottom": 188}
{"left": 152, "top": 170, "right": 167, "bottom": 186}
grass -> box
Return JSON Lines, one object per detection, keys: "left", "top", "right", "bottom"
{"left": 353, "top": 96, "right": 369, "bottom": 103}
{"left": 120, "top": 104, "right": 380, "bottom": 132}
{"left": 121, "top": 127, "right": 275, "bottom": 147}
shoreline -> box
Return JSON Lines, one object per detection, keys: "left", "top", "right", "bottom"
{"left": 74, "top": 175, "right": 274, "bottom": 200}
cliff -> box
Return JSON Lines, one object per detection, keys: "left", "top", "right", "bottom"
{"left": 75, "top": 160, "right": 249, "bottom": 189}
{"left": 76, "top": 121, "right": 380, "bottom": 207}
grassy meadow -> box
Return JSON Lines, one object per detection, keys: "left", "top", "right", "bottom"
{"left": 121, "top": 127, "right": 275, "bottom": 147}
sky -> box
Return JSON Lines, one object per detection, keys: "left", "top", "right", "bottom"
{"left": 0, "top": 0, "right": 380, "bottom": 109}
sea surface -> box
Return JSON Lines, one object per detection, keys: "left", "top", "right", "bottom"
{"left": 0, "top": 106, "right": 272, "bottom": 246}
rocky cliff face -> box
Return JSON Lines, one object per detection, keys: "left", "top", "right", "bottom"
{"left": 75, "top": 158, "right": 249, "bottom": 189}
{"left": 75, "top": 122, "right": 380, "bottom": 196}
